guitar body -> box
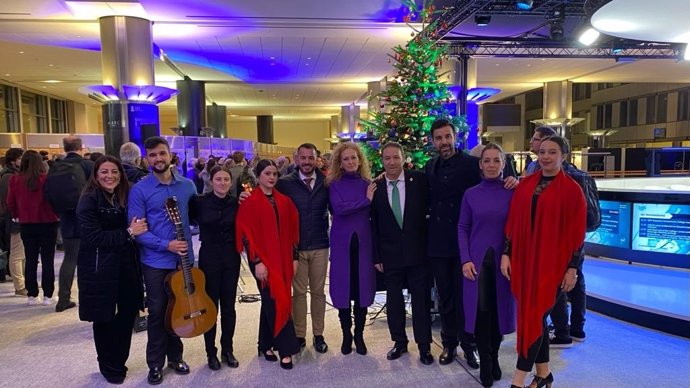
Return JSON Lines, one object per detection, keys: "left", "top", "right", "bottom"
{"left": 164, "top": 266, "right": 218, "bottom": 338}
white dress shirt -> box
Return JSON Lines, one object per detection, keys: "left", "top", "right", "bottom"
{"left": 385, "top": 170, "right": 406, "bottom": 220}
{"left": 299, "top": 170, "right": 316, "bottom": 190}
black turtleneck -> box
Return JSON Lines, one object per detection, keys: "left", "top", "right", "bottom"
{"left": 191, "top": 193, "right": 238, "bottom": 245}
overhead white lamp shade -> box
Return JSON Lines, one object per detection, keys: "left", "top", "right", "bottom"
{"left": 685, "top": 43, "right": 690, "bottom": 60}
{"left": 578, "top": 27, "right": 601, "bottom": 46}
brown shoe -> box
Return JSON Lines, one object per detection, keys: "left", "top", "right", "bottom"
{"left": 15, "top": 289, "right": 28, "bottom": 297}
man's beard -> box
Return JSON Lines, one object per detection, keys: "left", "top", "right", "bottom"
{"left": 152, "top": 162, "right": 170, "bottom": 174}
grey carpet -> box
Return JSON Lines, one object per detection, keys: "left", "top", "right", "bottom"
{"left": 0, "top": 242, "right": 688, "bottom": 387}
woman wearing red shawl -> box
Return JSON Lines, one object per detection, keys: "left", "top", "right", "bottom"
{"left": 236, "top": 159, "right": 300, "bottom": 370}
{"left": 500, "top": 136, "right": 586, "bottom": 388}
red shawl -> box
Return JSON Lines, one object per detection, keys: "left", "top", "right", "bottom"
{"left": 235, "top": 189, "right": 299, "bottom": 336}
{"left": 505, "top": 170, "right": 586, "bottom": 358}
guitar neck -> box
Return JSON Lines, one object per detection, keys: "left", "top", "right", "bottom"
{"left": 174, "top": 222, "right": 193, "bottom": 287}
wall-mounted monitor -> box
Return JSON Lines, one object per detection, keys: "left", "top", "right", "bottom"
{"left": 585, "top": 200, "right": 631, "bottom": 249}
{"left": 632, "top": 203, "right": 690, "bottom": 255}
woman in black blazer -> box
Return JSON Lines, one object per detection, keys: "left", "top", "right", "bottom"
{"left": 76, "top": 155, "right": 147, "bottom": 385}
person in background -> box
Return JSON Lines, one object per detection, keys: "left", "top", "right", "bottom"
{"left": 200, "top": 158, "right": 217, "bottom": 194}
{"left": 236, "top": 159, "right": 300, "bottom": 370}
{"left": 52, "top": 135, "right": 94, "bottom": 313}
{"left": 77, "top": 155, "right": 146, "bottom": 385}
{"left": 228, "top": 151, "right": 253, "bottom": 198}
{"left": 370, "top": 142, "right": 433, "bottom": 365}
{"left": 128, "top": 136, "right": 197, "bottom": 385}
{"left": 120, "top": 142, "right": 149, "bottom": 184}
{"left": 89, "top": 152, "right": 104, "bottom": 163}
{"left": 524, "top": 126, "right": 557, "bottom": 176}
{"left": 275, "top": 155, "right": 289, "bottom": 177}
{"left": 0, "top": 148, "right": 26, "bottom": 295}
{"left": 7, "top": 150, "right": 59, "bottom": 306}
{"left": 191, "top": 166, "right": 241, "bottom": 370}
{"left": 327, "top": 142, "right": 376, "bottom": 356}
{"left": 458, "top": 143, "right": 516, "bottom": 387}
{"left": 502, "top": 136, "right": 585, "bottom": 388}
{"left": 276, "top": 143, "right": 330, "bottom": 354}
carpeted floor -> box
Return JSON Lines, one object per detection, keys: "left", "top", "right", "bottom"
{"left": 0, "top": 243, "right": 688, "bottom": 388}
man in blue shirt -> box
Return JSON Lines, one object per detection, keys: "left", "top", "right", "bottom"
{"left": 128, "top": 137, "right": 196, "bottom": 385}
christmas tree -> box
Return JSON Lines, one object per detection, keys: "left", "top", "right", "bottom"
{"left": 361, "top": 0, "right": 466, "bottom": 173}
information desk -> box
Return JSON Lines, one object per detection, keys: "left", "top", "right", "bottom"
{"left": 584, "top": 177, "right": 689, "bottom": 337}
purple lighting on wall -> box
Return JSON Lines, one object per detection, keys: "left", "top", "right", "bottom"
{"left": 79, "top": 84, "right": 177, "bottom": 104}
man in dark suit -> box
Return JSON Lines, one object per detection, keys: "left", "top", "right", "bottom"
{"left": 371, "top": 142, "right": 433, "bottom": 365}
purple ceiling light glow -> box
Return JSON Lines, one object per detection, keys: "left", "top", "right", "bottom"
{"left": 79, "top": 84, "right": 177, "bottom": 104}
{"left": 447, "top": 86, "right": 501, "bottom": 102}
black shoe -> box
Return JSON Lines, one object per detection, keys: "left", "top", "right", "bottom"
{"left": 167, "top": 360, "right": 190, "bottom": 375}
{"left": 528, "top": 372, "right": 554, "bottom": 388}
{"left": 258, "top": 349, "right": 278, "bottom": 362}
{"left": 419, "top": 351, "right": 434, "bottom": 365}
{"left": 104, "top": 375, "right": 125, "bottom": 385}
{"left": 353, "top": 333, "right": 367, "bottom": 355}
{"left": 439, "top": 347, "right": 457, "bottom": 365}
{"left": 341, "top": 330, "right": 353, "bottom": 355}
{"left": 386, "top": 345, "right": 408, "bottom": 360}
{"left": 491, "top": 358, "right": 502, "bottom": 380}
{"left": 279, "top": 356, "right": 293, "bottom": 370}
{"left": 207, "top": 355, "right": 221, "bottom": 371}
{"left": 221, "top": 352, "right": 239, "bottom": 368}
{"left": 147, "top": 367, "right": 162, "bottom": 385}
{"left": 479, "top": 356, "right": 493, "bottom": 387}
{"left": 55, "top": 300, "right": 76, "bottom": 312}
{"left": 297, "top": 337, "right": 306, "bottom": 349}
{"left": 463, "top": 347, "right": 479, "bottom": 369}
{"left": 313, "top": 335, "right": 328, "bottom": 353}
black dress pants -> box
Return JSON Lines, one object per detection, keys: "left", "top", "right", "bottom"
{"left": 550, "top": 260, "right": 587, "bottom": 338}
{"left": 92, "top": 258, "right": 141, "bottom": 380}
{"left": 475, "top": 251, "right": 502, "bottom": 360}
{"left": 141, "top": 264, "right": 183, "bottom": 369}
{"left": 249, "top": 261, "right": 299, "bottom": 358}
{"left": 199, "top": 244, "right": 241, "bottom": 356}
{"left": 384, "top": 264, "right": 432, "bottom": 351}
{"left": 57, "top": 237, "right": 80, "bottom": 302}
{"left": 20, "top": 223, "right": 58, "bottom": 298}
{"left": 430, "top": 256, "right": 474, "bottom": 349}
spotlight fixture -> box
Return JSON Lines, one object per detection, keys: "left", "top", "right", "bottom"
{"left": 578, "top": 27, "right": 600, "bottom": 46}
{"left": 474, "top": 15, "right": 491, "bottom": 26}
{"left": 516, "top": 0, "right": 533, "bottom": 10}
{"left": 550, "top": 22, "right": 565, "bottom": 41}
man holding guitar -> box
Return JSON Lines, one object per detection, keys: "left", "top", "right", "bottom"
{"left": 128, "top": 137, "right": 197, "bottom": 385}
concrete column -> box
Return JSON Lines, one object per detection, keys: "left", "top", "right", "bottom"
{"left": 206, "top": 103, "right": 227, "bottom": 138}
{"left": 176, "top": 78, "right": 206, "bottom": 137}
{"left": 98, "top": 16, "right": 156, "bottom": 155}
{"left": 257, "top": 115, "right": 274, "bottom": 144}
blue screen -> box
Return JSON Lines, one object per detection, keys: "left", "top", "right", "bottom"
{"left": 585, "top": 200, "right": 631, "bottom": 248}
{"left": 632, "top": 203, "right": 690, "bottom": 255}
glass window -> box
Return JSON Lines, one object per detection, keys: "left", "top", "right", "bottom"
{"left": 657, "top": 93, "right": 668, "bottom": 123}
{"left": 0, "top": 85, "right": 20, "bottom": 133}
{"left": 604, "top": 103, "right": 612, "bottom": 128}
{"left": 525, "top": 89, "right": 543, "bottom": 111}
{"left": 21, "top": 91, "right": 48, "bottom": 133}
{"left": 678, "top": 89, "right": 689, "bottom": 121}
{"left": 50, "top": 98, "right": 69, "bottom": 133}
{"left": 646, "top": 95, "right": 656, "bottom": 124}
{"left": 619, "top": 100, "right": 628, "bottom": 127}
{"left": 596, "top": 105, "right": 604, "bottom": 129}
{"left": 629, "top": 99, "right": 638, "bottom": 125}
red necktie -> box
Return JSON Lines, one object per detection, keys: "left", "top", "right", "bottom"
{"left": 304, "top": 177, "right": 313, "bottom": 192}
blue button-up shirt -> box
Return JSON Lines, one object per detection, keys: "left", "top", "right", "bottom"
{"left": 128, "top": 172, "right": 197, "bottom": 269}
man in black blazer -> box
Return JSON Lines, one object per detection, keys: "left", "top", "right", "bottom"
{"left": 371, "top": 142, "right": 433, "bottom": 365}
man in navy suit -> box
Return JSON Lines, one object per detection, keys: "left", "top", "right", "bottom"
{"left": 371, "top": 142, "right": 433, "bottom": 365}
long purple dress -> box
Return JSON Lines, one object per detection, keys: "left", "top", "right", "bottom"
{"left": 328, "top": 173, "right": 375, "bottom": 309}
{"left": 457, "top": 177, "right": 516, "bottom": 334}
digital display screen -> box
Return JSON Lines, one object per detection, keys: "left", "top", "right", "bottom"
{"left": 632, "top": 203, "right": 690, "bottom": 255}
{"left": 585, "top": 200, "right": 631, "bottom": 248}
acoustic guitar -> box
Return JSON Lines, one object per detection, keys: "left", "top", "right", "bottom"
{"left": 163, "top": 196, "right": 217, "bottom": 338}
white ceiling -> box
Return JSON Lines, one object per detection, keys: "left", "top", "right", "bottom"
{"left": 0, "top": 0, "right": 689, "bottom": 121}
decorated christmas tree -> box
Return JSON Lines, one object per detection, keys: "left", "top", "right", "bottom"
{"left": 361, "top": 0, "right": 466, "bottom": 173}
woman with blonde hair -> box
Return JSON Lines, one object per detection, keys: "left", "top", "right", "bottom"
{"left": 327, "top": 142, "right": 376, "bottom": 355}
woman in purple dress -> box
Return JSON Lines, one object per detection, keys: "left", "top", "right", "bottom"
{"left": 458, "top": 143, "right": 516, "bottom": 387}
{"left": 327, "top": 142, "right": 377, "bottom": 356}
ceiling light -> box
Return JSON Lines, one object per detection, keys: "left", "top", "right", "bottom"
{"left": 19, "top": 51, "right": 24, "bottom": 54}
{"left": 550, "top": 22, "right": 565, "bottom": 41}
{"left": 42, "top": 80, "right": 63, "bottom": 83}
{"left": 578, "top": 27, "right": 600, "bottom": 46}
{"left": 65, "top": 1, "right": 148, "bottom": 19}
{"left": 685, "top": 44, "right": 690, "bottom": 61}
{"left": 516, "top": 0, "right": 533, "bottom": 10}
{"left": 474, "top": 15, "right": 491, "bottom": 26}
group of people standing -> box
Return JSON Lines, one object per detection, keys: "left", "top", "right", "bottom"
{"left": 7, "top": 118, "right": 586, "bottom": 387}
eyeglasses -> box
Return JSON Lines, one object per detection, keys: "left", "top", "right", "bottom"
{"left": 530, "top": 136, "right": 543, "bottom": 142}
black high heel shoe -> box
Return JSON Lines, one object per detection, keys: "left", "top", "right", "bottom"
{"left": 279, "top": 356, "right": 293, "bottom": 370}
{"left": 528, "top": 372, "right": 553, "bottom": 388}
{"left": 258, "top": 349, "right": 278, "bottom": 362}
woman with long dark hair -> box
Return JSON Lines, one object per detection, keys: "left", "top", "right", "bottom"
{"left": 458, "top": 143, "right": 516, "bottom": 387}
{"left": 76, "top": 155, "right": 147, "bottom": 384}
{"left": 502, "top": 136, "right": 586, "bottom": 388}
{"left": 191, "top": 165, "right": 241, "bottom": 370}
{"left": 7, "top": 150, "right": 59, "bottom": 306}
{"left": 236, "top": 159, "right": 300, "bottom": 370}
{"left": 326, "top": 142, "right": 376, "bottom": 356}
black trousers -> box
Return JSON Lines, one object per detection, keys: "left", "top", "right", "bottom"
{"left": 92, "top": 258, "right": 141, "bottom": 380}
{"left": 430, "top": 256, "right": 474, "bottom": 349}
{"left": 141, "top": 264, "right": 183, "bottom": 369}
{"left": 20, "top": 223, "right": 58, "bottom": 298}
{"left": 58, "top": 237, "right": 80, "bottom": 302}
{"left": 384, "top": 264, "right": 431, "bottom": 351}
{"left": 249, "top": 261, "right": 299, "bottom": 358}
{"left": 516, "top": 310, "right": 551, "bottom": 372}
{"left": 199, "top": 244, "right": 241, "bottom": 356}
{"left": 475, "top": 252, "right": 502, "bottom": 360}
{"left": 550, "top": 261, "right": 587, "bottom": 338}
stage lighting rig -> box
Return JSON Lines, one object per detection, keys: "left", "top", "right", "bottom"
{"left": 516, "top": 0, "right": 533, "bottom": 10}
{"left": 474, "top": 15, "right": 491, "bottom": 26}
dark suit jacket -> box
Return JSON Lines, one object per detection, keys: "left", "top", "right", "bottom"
{"left": 371, "top": 169, "right": 428, "bottom": 269}
{"left": 58, "top": 152, "right": 94, "bottom": 238}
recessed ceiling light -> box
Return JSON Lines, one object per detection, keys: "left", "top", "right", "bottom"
{"left": 270, "top": 63, "right": 275, "bottom": 66}
{"left": 48, "top": 64, "right": 54, "bottom": 67}
{"left": 527, "top": 64, "right": 532, "bottom": 67}
{"left": 42, "top": 80, "right": 63, "bottom": 83}
{"left": 495, "top": 63, "right": 500, "bottom": 66}
{"left": 305, "top": 63, "right": 309, "bottom": 66}
{"left": 269, "top": 56, "right": 275, "bottom": 60}
{"left": 19, "top": 51, "right": 24, "bottom": 54}
{"left": 307, "top": 57, "right": 312, "bottom": 60}
{"left": 4, "top": 74, "right": 9, "bottom": 77}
